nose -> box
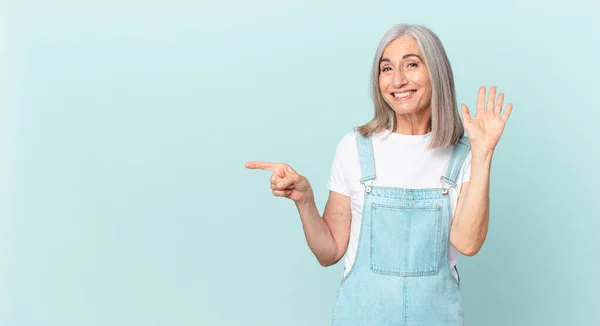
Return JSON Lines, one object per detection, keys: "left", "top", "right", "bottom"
{"left": 393, "top": 68, "right": 407, "bottom": 88}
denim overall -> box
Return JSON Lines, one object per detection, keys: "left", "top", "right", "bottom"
{"left": 331, "top": 129, "right": 471, "bottom": 326}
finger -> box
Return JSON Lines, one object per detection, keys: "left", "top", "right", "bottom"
{"left": 284, "top": 164, "right": 297, "bottom": 174}
{"left": 495, "top": 93, "right": 505, "bottom": 116}
{"left": 501, "top": 103, "right": 513, "bottom": 122}
{"left": 267, "top": 165, "right": 288, "bottom": 186}
{"left": 486, "top": 86, "right": 496, "bottom": 113}
{"left": 276, "top": 165, "right": 286, "bottom": 178}
{"left": 245, "top": 161, "right": 278, "bottom": 171}
{"left": 461, "top": 104, "right": 472, "bottom": 123}
{"left": 273, "top": 189, "right": 293, "bottom": 198}
{"left": 270, "top": 171, "right": 284, "bottom": 186}
{"left": 271, "top": 182, "right": 294, "bottom": 190}
{"left": 273, "top": 174, "right": 298, "bottom": 190}
{"left": 476, "top": 86, "right": 486, "bottom": 117}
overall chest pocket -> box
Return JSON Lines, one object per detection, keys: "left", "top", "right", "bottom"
{"left": 369, "top": 198, "right": 443, "bottom": 277}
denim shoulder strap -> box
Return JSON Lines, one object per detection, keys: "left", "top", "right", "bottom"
{"left": 441, "top": 136, "right": 471, "bottom": 188}
{"left": 354, "top": 128, "right": 376, "bottom": 184}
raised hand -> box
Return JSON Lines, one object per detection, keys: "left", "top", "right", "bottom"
{"left": 461, "top": 86, "right": 513, "bottom": 153}
{"left": 245, "top": 161, "right": 312, "bottom": 203}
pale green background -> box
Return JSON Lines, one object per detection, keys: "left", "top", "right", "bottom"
{"left": 2, "top": 0, "right": 599, "bottom": 325}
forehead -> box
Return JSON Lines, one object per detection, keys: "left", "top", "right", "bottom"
{"left": 381, "top": 35, "right": 421, "bottom": 59}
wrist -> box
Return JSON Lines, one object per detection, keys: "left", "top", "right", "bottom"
{"left": 471, "top": 146, "right": 495, "bottom": 162}
{"left": 297, "top": 193, "right": 314, "bottom": 207}
{"left": 295, "top": 188, "right": 314, "bottom": 208}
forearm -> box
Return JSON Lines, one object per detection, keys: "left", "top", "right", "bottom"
{"left": 450, "top": 149, "right": 493, "bottom": 256}
{"left": 294, "top": 192, "right": 338, "bottom": 266}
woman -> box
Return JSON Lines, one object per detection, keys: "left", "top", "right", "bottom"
{"left": 246, "top": 23, "right": 512, "bottom": 325}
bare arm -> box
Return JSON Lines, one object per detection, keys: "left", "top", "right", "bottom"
{"left": 295, "top": 189, "right": 352, "bottom": 267}
{"left": 245, "top": 161, "right": 352, "bottom": 267}
{"left": 452, "top": 85, "right": 513, "bottom": 256}
{"left": 450, "top": 150, "right": 492, "bottom": 256}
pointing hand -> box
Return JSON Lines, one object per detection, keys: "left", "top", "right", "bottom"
{"left": 245, "top": 161, "right": 312, "bottom": 203}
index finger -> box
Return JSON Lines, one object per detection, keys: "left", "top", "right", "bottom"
{"left": 245, "top": 161, "right": 278, "bottom": 171}
{"left": 477, "top": 86, "right": 486, "bottom": 113}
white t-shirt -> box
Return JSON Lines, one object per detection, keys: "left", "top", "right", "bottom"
{"left": 327, "top": 129, "right": 472, "bottom": 281}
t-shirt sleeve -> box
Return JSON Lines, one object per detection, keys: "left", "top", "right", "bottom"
{"left": 327, "top": 135, "right": 351, "bottom": 197}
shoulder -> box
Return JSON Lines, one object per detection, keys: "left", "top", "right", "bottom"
{"left": 332, "top": 128, "right": 395, "bottom": 160}
{"left": 457, "top": 135, "right": 472, "bottom": 163}
{"left": 448, "top": 135, "right": 471, "bottom": 159}
{"left": 455, "top": 136, "right": 472, "bottom": 181}
{"left": 457, "top": 135, "right": 471, "bottom": 148}
{"left": 333, "top": 130, "right": 359, "bottom": 154}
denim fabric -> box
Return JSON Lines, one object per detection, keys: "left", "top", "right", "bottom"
{"left": 331, "top": 129, "right": 471, "bottom": 326}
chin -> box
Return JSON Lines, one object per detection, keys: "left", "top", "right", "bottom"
{"left": 392, "top": 108, "right": 418, "bottom": 115}
{"left": 387, "top": 103, "right": 417, "bottom": 115}
{"left": 389, "top": 104, "right": 429, "bottom": 116}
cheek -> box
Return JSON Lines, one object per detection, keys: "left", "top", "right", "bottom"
{"left": 379, "top": 76, "right": 390, "bottom": 92}
{"left": 379, "top": 74, "right": 387, "bottom": 84}
{"left": 414, "top": 73, "right": 429, "bottom": 86}
{"left": 418, "top": 77, "right": 431, "bottom": 94}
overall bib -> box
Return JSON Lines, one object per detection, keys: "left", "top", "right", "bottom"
{"left": 331, "top": 129, "right": 471, "bottom": 326}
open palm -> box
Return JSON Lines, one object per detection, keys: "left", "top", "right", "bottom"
{"left": 461, "top": 86, "right": 513, "bottom": 152}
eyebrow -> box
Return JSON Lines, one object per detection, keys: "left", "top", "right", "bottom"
{"left": 380, "top": 54, "right": 422, "bottom": 64}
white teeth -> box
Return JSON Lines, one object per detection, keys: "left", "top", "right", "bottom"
{"left": 394, "top": 91, "right": 415, "bottom": 98}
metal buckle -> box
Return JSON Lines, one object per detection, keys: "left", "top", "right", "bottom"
{"left": 440, "top": 176, "right": 451, "bottom": 195}
{"left": 362, "top": 182, "right": 372, "bottom": 193}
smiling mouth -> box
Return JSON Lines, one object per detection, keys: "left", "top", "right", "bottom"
{"left": 391, "top": 90, "right": 416, "bottom": 99}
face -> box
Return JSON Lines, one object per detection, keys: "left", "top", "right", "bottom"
{"left": 378, "top": 35, "right": 432, "bottom": 116}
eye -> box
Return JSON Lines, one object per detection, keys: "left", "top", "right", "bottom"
{"left": 381, "top": 66, "right": 392, "bottom": 72}
{"left": 406, "top": 62, "right": 418, "bottom": 68}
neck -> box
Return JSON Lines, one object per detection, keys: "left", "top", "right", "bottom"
{"left": 393, "top": 110, "right": 431, "bottom": 135}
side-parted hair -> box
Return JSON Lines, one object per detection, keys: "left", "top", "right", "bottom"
{"left": 357, "top": 24, "right": 464, "bottom": 149}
